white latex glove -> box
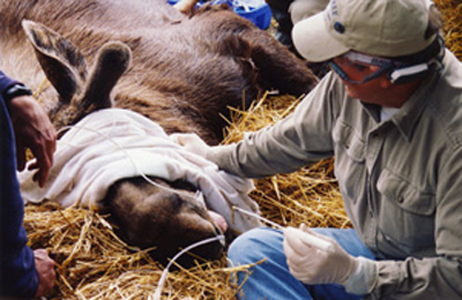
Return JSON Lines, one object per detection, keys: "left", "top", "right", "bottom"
{"left": 170, "top": 133, "right": 211, "bottom": 158}
{"left": 283, "top": 224, "right": 377, "bottom": 295}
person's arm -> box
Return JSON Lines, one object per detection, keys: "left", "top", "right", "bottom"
{"left": 0, "top": 71, "right": 34, "bottom": 107}
{"left": 7, "top": 95, "right": 57, "bottom": 187}
{"left": 0, "top": 70, "right": 22, "bottom": 97}
{"left": 0, "top": 71, "right": 57, "bottom": 187}
{"left": 0, "top": 71, "right": 56, "bottom": 298}
{"left": 207, "top": 72, "right": 341, "bottom": 178}
{"left": 1, "top": 95, "right": 37, "bottom": 297}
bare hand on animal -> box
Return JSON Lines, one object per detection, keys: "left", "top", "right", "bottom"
{"left": 7, "top": 95, "right": 57, "bottom": 187}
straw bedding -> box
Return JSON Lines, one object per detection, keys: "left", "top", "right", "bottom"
{"left": 23, "top": 1, "right": 461, "bottom": 299}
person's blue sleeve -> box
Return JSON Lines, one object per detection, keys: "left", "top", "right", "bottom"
{"left": 0, "top": 71, "right": 23, "bottom": 104}
{"left": 0, "top": 94, "right": 39, "bottom": 298}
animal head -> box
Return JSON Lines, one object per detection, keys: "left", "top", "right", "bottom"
{"left": 106, "top": 177, "right": 225, "bottom": 265}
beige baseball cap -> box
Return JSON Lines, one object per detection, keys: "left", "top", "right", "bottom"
{"left": 292, "top": 0, "right": 437, "bottom": 62}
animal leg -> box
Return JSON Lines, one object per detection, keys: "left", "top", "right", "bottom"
{"left": 239, "top": 29, "right": 319, "bottom": 97}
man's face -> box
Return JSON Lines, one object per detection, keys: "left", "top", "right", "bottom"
{"left": 331, "top": 55, "right": 390, "bottom": 105}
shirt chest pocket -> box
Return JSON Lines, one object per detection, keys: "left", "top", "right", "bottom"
{"left": 376, "top": 169, "right": 436, "bottom": 254}
{"left": 332, "top": 121, "right": 365, "bottom": 162}
{"left": 332, "top": 121, "right": 366, "bottom": 200}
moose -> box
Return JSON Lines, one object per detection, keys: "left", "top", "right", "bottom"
{"left": 0, "top": 0, "right": 317, "bottom": 265}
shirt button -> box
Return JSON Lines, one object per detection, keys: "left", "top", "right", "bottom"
{"left": 397, "top": 196, "right": 404, "bottom": 203}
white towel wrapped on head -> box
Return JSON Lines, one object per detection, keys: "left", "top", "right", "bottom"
{"left": 18, "top": 108, "right": 262, "bottom": 233}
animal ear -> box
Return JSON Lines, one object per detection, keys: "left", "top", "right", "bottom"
{"left": 81, "top": 41, "right": 132, "bottom": 110}
{"left": 21, "top": 20, "right": 87, "bottom": 104}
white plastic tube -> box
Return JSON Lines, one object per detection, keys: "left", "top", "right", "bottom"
{"left": 232, "top": 206, "right": 333, "bottom": 252}
{"left": 150, "top": 235, "right": 225, "bottom": 300}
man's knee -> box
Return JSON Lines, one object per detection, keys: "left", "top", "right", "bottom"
{"left": 228, "top": 227, "right": 283, "bottom": 265}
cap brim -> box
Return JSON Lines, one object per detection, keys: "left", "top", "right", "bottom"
{"left": 292, "top": 12, "right": 349, "bottom": 62}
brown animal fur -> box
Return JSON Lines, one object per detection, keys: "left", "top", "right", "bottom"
{"left": 0, "top": 0, "right": 317, "bottom": 265}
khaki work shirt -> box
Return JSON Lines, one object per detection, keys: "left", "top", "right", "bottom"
{"left": 209, "top": 50, "right": 462, "bottom": 299}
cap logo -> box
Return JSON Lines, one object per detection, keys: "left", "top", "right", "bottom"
{"left": 325, "top": 0, "right": 342, "bottom": 33}
{"left": 325, "top": 0, "right": 339, "bottom": 21}
{"left": 330, "top": 0, "right": 339, "bottom": 16}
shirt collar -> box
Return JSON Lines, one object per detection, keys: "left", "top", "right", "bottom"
{"left": 359, "top": 63, "right": 442, "bottom": 141}
{"left": 390, "top": 66, "right": 441, "bottom": 141}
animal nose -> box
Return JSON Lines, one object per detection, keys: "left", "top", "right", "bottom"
{"left": 207, "top": 210, "right": 228, "bottom": 233}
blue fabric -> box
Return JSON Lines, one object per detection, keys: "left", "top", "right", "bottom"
{"left": 0, "top": 71, "right": 21, "bottom": 102}
{"left": 0, "top": 93, "right": 38, "bottom": 297}
{"left": 228, "top": 227, "right": 376, "bottom": 300}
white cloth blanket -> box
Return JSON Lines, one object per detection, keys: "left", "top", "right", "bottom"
{"left": 18, "top": 108, "right": 261, "bottom": 233}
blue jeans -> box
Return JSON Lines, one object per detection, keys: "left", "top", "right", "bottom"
{"left": 227, "top": 227, "right": 376, "bottom": 300}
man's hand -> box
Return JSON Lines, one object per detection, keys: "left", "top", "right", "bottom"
{"left": 7, "top": 95, "right": 56, "bottom": 187}
{"left": 170, "top": 133, "right": 211, "bottom": 158}
{"left": 283, "top": 224, "right": 377, "bottom": 295}
{"left": 33, "top": 249, "right": 56, "bottom": 298}
{"left": 283, "top": 224, "right": 358, "bottom": 285}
